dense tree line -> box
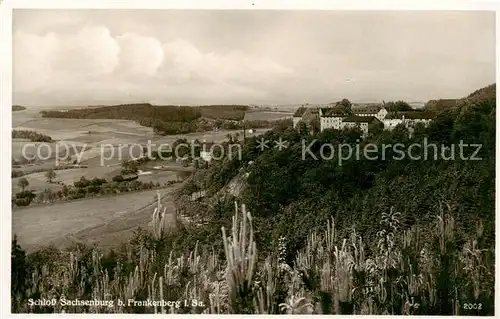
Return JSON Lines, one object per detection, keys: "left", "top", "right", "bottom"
{"left": 424, "top": 84, "right": 496, "bottom": 112}
{"left": 12, "top": 105, "right": 26, "bottom": 111}
{"left": 11, "top": 175, "right": 172, "bottom": 207}
{"left": 383, "top": 100, "right": 412, "bottom": 111}
{"left": 11, "top": 84, "right": 495, "bottom": 314}
{"left": 199, "top": 105, "right": 248, "bottom": 120}
{"left": 12, "top": 170, "right": 25, "bottom": 178}
{"left": 40, "top": 103, "right": 287, "bottom": 135}
{"left": 12, "top": 130, "right": 53, "bottom": 143}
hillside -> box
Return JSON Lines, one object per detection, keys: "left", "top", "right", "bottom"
{"left": 176, "top": 83, "right": 494, "bottom": 248}
{"left": 424, "top": 83, "right": 496, "bottom": 112}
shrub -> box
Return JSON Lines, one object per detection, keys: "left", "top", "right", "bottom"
{"left": 74, "top": 176, "right": 91, "bottom": 188}
{"left": 112, "top": 175, "right": 124, "bottom": 182}
{"left": 12, "top": 171, "right": 24, "bottom": 178}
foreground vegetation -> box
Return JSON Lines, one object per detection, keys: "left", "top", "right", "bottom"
{"left": 11, "top": 201, "right": 493, "bottom": 314}
{"left": 12, "top": 84, "right": 495, "bottom": 314}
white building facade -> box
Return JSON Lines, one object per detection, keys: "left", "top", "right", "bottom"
{"left": 200, "top": 151, "right": 212, "bottom": 162}
{"left": 353, "top": 105, "right": 388, "bottom": 121}
{"left": 319, "top": 108, "right": 350, "bottom": 131}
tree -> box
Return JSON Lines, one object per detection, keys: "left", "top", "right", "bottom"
{"left": 336, "top": 98, "right": 353, "bottom": 114}
{"left": 385, "top": 100, "right": 412, "bottom": 112}
{"left": 90, "top": 177, "right": 106, "bottom": 186}
{"left": 310, "top": 117, "right": 321, "bottom": 135}
{"left": 17, "top": 178, "right": 29, "bottom": 191}
{"left": 121, "top": 160, "right": 138, "bottom": 175}
{"left": 172, "top": 138, "right": 189, "bottom": 159}
{"left": 182, "top": 158, "right": 190, "bottom": 167}
{"left": 62, "top": 184, "right": 70, "bottom": 197}
{"left": 11, "top": 235, "right": 28, "bottom": 310}
{"left": 112, "top": 175, "right": 124, "bottom": 182}
{"left": 297, "top": 121, "right": 309, "bottom": 136}
{"left": 74, "top": 176, "right": 91, "bottom": 188}
{"left": 368, "top": 121, "right": 384, "bottom": 137}
{"left": 45, "top": 169, "right": 56, "bottom": 183}
{"left": 41, "top": 188, "right": 54, "bottom": 203}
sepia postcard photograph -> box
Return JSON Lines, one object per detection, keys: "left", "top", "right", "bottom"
{"left": 4, "top": 0, "right": 498, "bottom": 316}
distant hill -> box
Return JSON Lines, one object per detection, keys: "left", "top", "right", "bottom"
{"left": 424, "top": 83, "right": 496, "bottom": 112}
{"left": 12, "top": 105, "right": 26, "bottom": 111}
{"left": 39, "top": 103, "right": 285, "bottom": 135}
{"left": 467, "top": 83, "right": 496, "bottom": 102}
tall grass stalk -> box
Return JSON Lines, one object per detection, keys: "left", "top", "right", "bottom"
{"left": 12, "top": 203, "right": 494, "bottom": 315}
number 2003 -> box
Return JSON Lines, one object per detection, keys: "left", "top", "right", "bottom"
{"left": 463, "top": 303, "right": 482, "bottom": 310}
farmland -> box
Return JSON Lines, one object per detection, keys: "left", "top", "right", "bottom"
{"left": 11, "top": 104, "right": 277, "bottom": 250}
{"left": 12, "top": 112, "right": 270, "bottom": 167}
{"left": 11, "top": 167, "right": 120, "bottom": 193}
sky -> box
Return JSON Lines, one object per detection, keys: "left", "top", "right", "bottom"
{"left": 12, "top": 10, "right": 496, "bottom": 106}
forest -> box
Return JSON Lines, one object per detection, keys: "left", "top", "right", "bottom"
{"left": 12, "top": 105, "right": 26, "bottom": 111}
{"left": 40, "top": 104, "right": 268, "bottom": 135}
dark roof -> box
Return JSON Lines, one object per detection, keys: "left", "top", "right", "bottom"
{"left": 384, "top": 111, "right": 435, "bottom": 120}
{"left": 320, "top": 107, "right": 349, "bottom": 117}
{"left": 122, "top": 174, "right": 139, "bottom": 181}
{"left": 342, "top": 115, "right": 380, "bottom": 123}
{"left": 293, "top": 107, "right": 307, "bottom": 117}
{"left": 353, "top": 105, "right": 384, "bottom": 114}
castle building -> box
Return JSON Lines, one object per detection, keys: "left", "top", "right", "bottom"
{"left": 319, "top": 108, "right": 350, "bottom": 131}
{"left": 383, "top": 111, "right": 434, "bottom": 130}
{"left": 353, "top": 105, "right": 388, "bottom": 120}
{"left": 294, "top": 103, "right": 434, "bottom": 135}
{"left": 292, "top": 107, "right": 307, "bottom": 128}
{"left": 341, "top": 115, "right": 383, "bottom": 136}
{"left": 293, "top": 106, "right": 320, "bottom": 132}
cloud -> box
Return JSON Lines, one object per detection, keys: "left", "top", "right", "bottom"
{"left": 13, "top": 31, "right": 60, "bottom": 91}
{"left": 55, "top": 25, "right": 120, "bottom": 77}
{"left": 13, "top": 25, "right": 295, "bottom": 105}
{"left": 12, "top": 10, "right": 495, "bottom": 106}
{"left": 116, "top": 33, "right": 164, "bottom": 76}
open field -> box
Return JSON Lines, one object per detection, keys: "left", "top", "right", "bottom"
{"left": 12, "top": 187, "right": 180, "bottom": 252}
{"left": 12, "top": 139, "right": 58, "bottom": 162}
{"left": 13, "top": 109, "right": 270, "bottom": 168}
{"left": 11, "top": 166, "right": 121, "bottom": 193}
{"left": 12, "top": 139, "right": 90, "bottom": 163}
{"left": 12, "top": 173, "right": 64, "bottom": 193}
{"left": 14, "top": 118, "right": 154, "bottom": 142}
{"left": 244, "top": 110, "right": 293, "bottom": 121}
{"left": 10, "top": 106, "right": 272, "bottom": 251}
{"left": 148, "top": 127, "right": 269, "bottom": 144}
{"left": 136, "top": 170, "right": 180, "bottom": 184}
